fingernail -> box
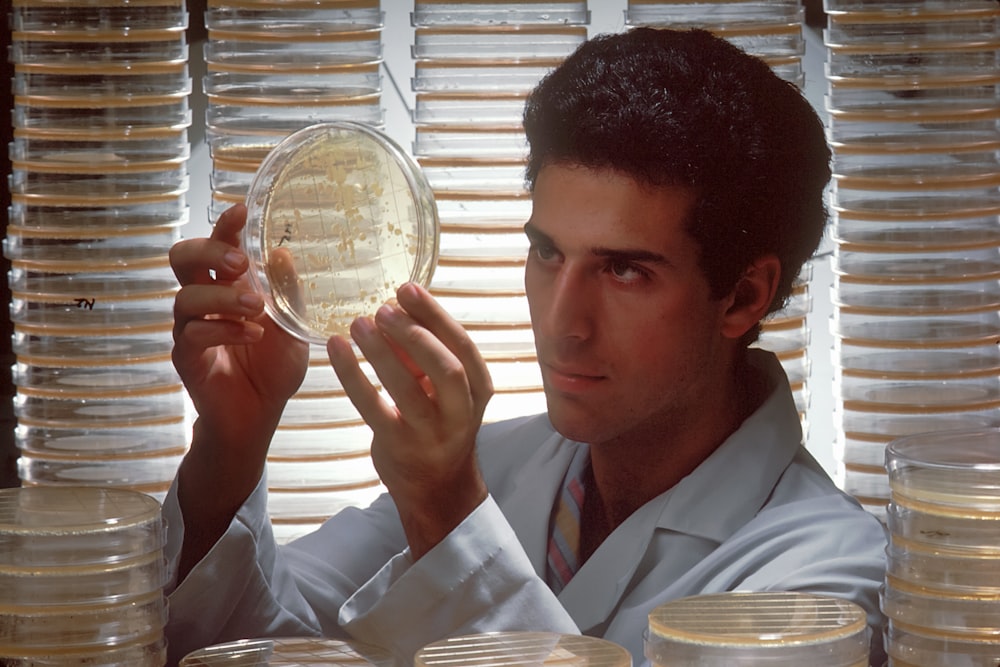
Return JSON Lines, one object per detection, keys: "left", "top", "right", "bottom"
{"left": 352, "top": 316, "right": 377, "bottom": 339}
{"left": 239, "top": 291, "right": 263, "bottom": 310}
{"left": 224, "top": 249, "right": 246, "bottom": 271}
{"left": 375, "top": 304, "right": 399, "bottom": 323}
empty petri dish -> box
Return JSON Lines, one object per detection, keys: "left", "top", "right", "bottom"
{"left": 243, "top": 121, "right": 439, "bottom": 344}
{"left": 645, "top": 591, "right": 869, "bottom": 666}
{"left": 416, "top": 632, "right": 630, "bottom": 667}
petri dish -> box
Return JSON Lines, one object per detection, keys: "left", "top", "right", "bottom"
{"left": 179, "top": 636, "right": 394, "bottom": 667}
{"left": 0, "top": 487, "right": 164, "bottom": 567}
{"left": 886, "top": 427, "right": 1000, "bottom": 512}
{"left": 243, "top": 121, "right": 439, "bottom": 344}
{"left": 645, "top": 591, "right": 870, "bottom": 666}
{"left": 415, "top": 632, "right": 630, "bottom": 667}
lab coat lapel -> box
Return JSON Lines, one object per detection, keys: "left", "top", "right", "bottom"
{"left": 556, "top": 490, "right": 665, "bottom": 632}
{"left": 497, "top": 441, "right": 571, "bottom": 578}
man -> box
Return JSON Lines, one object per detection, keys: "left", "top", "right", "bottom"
{"left": 165, "top": 28, "right": 887, "bottom": 666}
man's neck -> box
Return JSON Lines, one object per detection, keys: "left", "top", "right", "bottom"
{"left": 579, "top": 356, "right": 771, "bottom": 562}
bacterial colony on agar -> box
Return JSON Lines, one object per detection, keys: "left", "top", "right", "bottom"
{"left": 245, "top": 122, "right": 439, "bottom": 344}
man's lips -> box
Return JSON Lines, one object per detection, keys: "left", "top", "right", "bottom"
{"left": 542, "top": 362, "right": 606, "bottom": 390}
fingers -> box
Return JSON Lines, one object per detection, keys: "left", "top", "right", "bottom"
{"left": 173, "top": 284, "right": 266, "bottom": 347}
{"left": 171, "top": 204, "right": 267, "bottom": 347}
{"left": 170, "top": 204, "right": 250, "bottom": 287}
{"left": 394, "top": 283, "right": 494, "bottom": 406}
{"left": 328, "top": 283, "right": 493, "bottom": 432}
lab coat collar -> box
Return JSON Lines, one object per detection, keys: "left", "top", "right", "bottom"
{"left": 559, "top": 350, "right": 803, "bottom": 630}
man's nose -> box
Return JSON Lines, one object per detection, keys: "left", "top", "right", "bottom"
{"left": 545, "top": 266, "right": 593, "bottom": 341}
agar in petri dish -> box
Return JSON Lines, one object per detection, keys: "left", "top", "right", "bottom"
{"left": 243, "top": 121, "right": 439, "bottom": 344}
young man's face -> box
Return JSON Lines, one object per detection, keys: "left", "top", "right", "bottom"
{"left": 524, "top": 164, "right": 738, "bottom": 448}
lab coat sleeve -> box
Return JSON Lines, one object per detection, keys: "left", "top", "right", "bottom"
{"left": 163, "top": 474, "right": 349, "bottom": 663}
{"left": 163, "top": 469, "right": 577, "bottom": 666}
{"left": 339, "top": 494, "right": 579, "bottom": 664}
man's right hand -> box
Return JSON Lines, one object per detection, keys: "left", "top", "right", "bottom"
{"left": 169, "top": 203, "right": 309, "bottom": 577}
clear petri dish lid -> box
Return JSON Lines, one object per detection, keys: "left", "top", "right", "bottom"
{"left": 412, "top": 1, "right": 590, "bottom": 26}
{"left": 12, "top": 360, "right": 181, "bottom": 400}
{"left": 0, "top": 632, "right": 167, "bottom": 666}
{"left": 0, "top": 549, "right": 168, "bottom": 606}
{"left": 886, "top": 427, "right": 1000, "bottom": 512}
{"left": 415, "top": 632, "right": 630, "bottom": 667}
{"left": 646, "top": 592, "right": 869, "bottom": 666}
{"left": 15, "top": 422, "right": 189, "bottom": 459}
{"left": 887, "top": 501, "right": 1000, "bottom": 553}
{"left": 0, "top": 590, "right": 167, "bottom": 652}
{"left": 885, "top": 619, "right": 1000, "bottom": 667}
{"left": 243, "top": 121, "right": 439, "bottom": 344}
{"left": 886, "top": 541, "right": 1000, "bottom": 596}
{"left": 179, "top": 636, "right": 394, "bottom": 666}
{"left": 0, "top": 487, "right": 164, "bottom": 566}
{"left": 11, "top": 330, "right": 174, "bottom": 367}
{"left": 267, "top": 482, "right": 383, "bottom": 522}
{"left": 881, "top": 581, "right": 1000, "bottom": 637}
{"left": 265, "top": 453, "right": 379, "bottom": 492}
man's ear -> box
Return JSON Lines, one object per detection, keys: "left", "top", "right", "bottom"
{"left": 721, "top": 255, "right": 781, "bottom": 340}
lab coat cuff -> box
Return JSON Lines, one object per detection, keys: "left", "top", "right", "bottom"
{"left": 339, "top": 494, "right": 522, "bottom": 636}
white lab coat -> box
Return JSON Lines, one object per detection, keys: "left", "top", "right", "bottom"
{"left": 163, "top": 350, "right": 888, "bottom": 666}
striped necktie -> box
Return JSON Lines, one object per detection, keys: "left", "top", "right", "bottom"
{"left": 546, "top": 445, "right": 590, "bottom": 595}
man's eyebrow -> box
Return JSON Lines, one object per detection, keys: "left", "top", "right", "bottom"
{"left": 525, "top": 222, "right": 669, "bottom": 265}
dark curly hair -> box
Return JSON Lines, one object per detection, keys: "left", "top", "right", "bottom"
{"left": 523, "top": 28, "right": 831, "bottom": 345}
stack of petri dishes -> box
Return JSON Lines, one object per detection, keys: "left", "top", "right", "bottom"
{"left": 180, "top": 636, "right": 394, "bottom": 667}
{"left": 624, "top": 0, "right": 807, "bottom": 87}
{"left": 416, "top": 631, "right": 631, "bottom": 667}
{"left": 0, "top": 487, "right": 169, "bottom": 666}
{"left": 203, "top": 0, "right": 390, "bottom": 543}
{"left": 6, "top": 0, "right": 194, "bottom": 501}
{"left": 411, "top": 0, "right": 590, "bottom": 423}
{"left": 883, "top": 428, "right": 1000, "bottom": 666}
{"left": 203, "top": 0, "right": 385, "bottom": 221}
{"left": 645, "top": 591, "right": 871, "bottom": 666}
{"left": 824, "top": 0, "right": 1000, "bottom": 520}
{"left": 622, "top": 0, "right": 814, "bottom": 429}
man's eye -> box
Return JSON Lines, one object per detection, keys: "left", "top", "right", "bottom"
{"left": 609, "top": 261, "right": 647, "bottom": 282}
{"left": 531, "top": 244, "right": 557, "bottom": 260}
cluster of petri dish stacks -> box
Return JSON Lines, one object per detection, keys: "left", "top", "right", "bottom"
{"left": 0, "top": 487, "right": 169, "bottom": 666}
{"left": 622, "top": 0, "right": 815, "bottom": 428}
{"left": 6, "top": 0, "right": 194, "bottom": 501}
{"left": 644, "top": 591, "right": 871, "bottom": 667}
{"left": 410, "top": 0, "right": 590, "bottom": 423}
{"left": 882, "top": 428, "right": 1000, "bottom": 666}
{"left": 823, "top": 0, "right": 1000, "bottom": 520}
{"left": 202, "top": 0, "right": 390, "bottom": 543}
